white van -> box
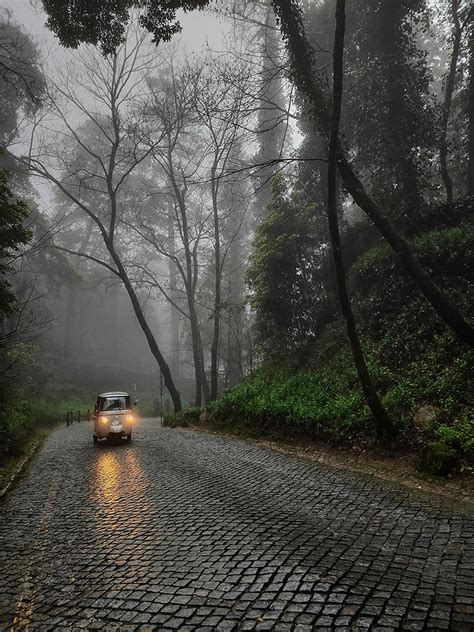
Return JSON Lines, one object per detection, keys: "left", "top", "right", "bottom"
{"left": 92, "top": 391, "right": 136, "bottom": 443}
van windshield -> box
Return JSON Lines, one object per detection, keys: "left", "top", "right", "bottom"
{"left": 100, "top": 396, "right": 130, "bottom": 411}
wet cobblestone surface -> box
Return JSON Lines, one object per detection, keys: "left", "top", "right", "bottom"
{"left": 0, "top": 418, "right": 473, "bottom": 631}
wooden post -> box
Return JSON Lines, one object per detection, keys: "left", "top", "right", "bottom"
{"left": 66, "top": 412, "right": 69, "bottom": 426}
{"left": 77, "top": 410, "right": 80, "bottom": 423}
{"left": 87, "top": 409, "right": 90, "bottom": 421}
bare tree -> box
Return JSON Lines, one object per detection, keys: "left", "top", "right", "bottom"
{"left": 128, "top": 57, "right": 253, "bottom": 403}
{"left": 137, "top": 68, "right": 212, "bottom": 406}
{"left": 191, "top": 61, "right": 253, "bottom": 399}
{"left": 23, "top": 34, "right": 183, "bottom": 411}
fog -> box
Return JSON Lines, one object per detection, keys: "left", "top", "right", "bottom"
{"left": 1, "top": 0, "right": 295, "bottom": 410}
{"left": 1, "top": 0, "right": 472, "bottom": 420}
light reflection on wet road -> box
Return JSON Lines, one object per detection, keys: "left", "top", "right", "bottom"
{"left": 0, "top": 417, "right": 473, "bottom": 630}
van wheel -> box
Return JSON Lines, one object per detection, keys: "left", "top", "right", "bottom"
{"left": 126, "top": 433, "right": 132, "bottom": 442}
{"left": 93, "top": 435, "right": 98, "bottom": 444}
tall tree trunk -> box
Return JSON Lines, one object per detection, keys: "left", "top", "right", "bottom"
{"left": 382, "top": 1, "right": 423, "bottom": 226}
{"left": 440, "top": 0, "right": 462, "bottom": 202}
{"left": 221, "top": 150, "right": 247, "bottom": 389}
{"left": 63, "top": 222, "right": 93, "bottom": 360}
{"left": 108, "top": 243, "right": 182, "bottom": 412}
{"left": 169, "top": 171, "right": 210, "bottom": 405}
{"left": 254, "top": 6, "right": 286, "bottom": 221}
{"left": 185, "top": 277, "right": 208, "bottom": 407}
{"left": 271, "top": 0, "right": 474, "bottom": 347}
{"left": 468, "top": 15, "right": 474, "bottom": 196}
{"left": 110, "top": 285, "right": 120, "bottom": 365}
{"left": 224, "top": 252, "right": 245, "bottom": 389}
{"left": 398, "top": 155, "right": 424, "bottom": 229}
{"left": 188, "top": 302, "right": 204, "bottom": 407}
{"left": 210, "top": 172, "right": 221, "bottom": 400}
{"left": 167, "top": 205, "right": 180, "bottom": 380}
{"left": 328, "top": 0, "right": 395, "bottom": 438}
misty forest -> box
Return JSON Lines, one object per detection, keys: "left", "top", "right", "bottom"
{"left": 1, "top": 0, "right": 473, "bottom": 479}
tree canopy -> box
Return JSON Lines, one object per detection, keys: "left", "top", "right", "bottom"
{"left": 42, "top": 0, "right": 209, "bottom": 53}
{"left": 0, "top": 170, "right": 31, "bottom": 318}
{"left": 0, "top": 11, "right": 45, "bottom": 173}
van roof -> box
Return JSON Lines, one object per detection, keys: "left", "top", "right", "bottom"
{"left": 99, "top": 391, "right": 130, "bottom": 397}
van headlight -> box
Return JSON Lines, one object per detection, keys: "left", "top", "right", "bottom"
{"left": 99, "top": 416, "right": 109, "bottom": 424}
{"left": 127, "top": 415, "right": 134, "bottom": 423}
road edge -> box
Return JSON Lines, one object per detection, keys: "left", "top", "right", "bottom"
{"left": 0, "top": 435, "right": 45, "bottom": 500}
{"left": 187, "top": 424, "right": 474, "bottom": 505}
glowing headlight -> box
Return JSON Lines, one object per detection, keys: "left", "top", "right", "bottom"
{"left": 127, "top": 415, "right": 134, "bottom": 423}
{"left": 99, "top": 415, "right": 109, "bottom": 424}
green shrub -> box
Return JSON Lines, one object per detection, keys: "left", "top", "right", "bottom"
{"left": 420, "top": 441, "right": 459, "bottom": 476}
{"left": 0, "top": 393, "right": 91, "bottom": 464}
{"left": 205, "top": 330, "right": 472, "bottom": 448}
{"left": 434, "top": 416, "right": 474, "bottom": 464}
{"left": 208, "top": 369, "right": 374, "bottom": 441}
{"left": 163, "top": 406, "right": 202, "bottom": 428}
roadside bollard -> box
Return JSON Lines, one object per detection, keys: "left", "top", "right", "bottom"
{"left": 66, "top": 412, "right": 69, "bottom": 427}
{"left": 87, "top": 409, "right": 90, "bottom": 421}
{"left": 77, "top": 410, "right": 81, "bottom": 423}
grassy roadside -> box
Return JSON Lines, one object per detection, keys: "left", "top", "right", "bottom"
{"left": 0, "top": 398, "right": 91, "bottom": 496}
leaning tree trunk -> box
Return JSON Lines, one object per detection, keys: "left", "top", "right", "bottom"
{"left": 271, "top": 0, "right": 474, "bottom": 348}
{"left": 327, "top": 0, "right": 395, "bottom": 438}
{"left": 108, "top": 243, "right": 182, "bottom": 413}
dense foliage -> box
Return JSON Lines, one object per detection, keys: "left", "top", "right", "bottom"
{"left": 0, "top": 16, "right": 51, "bottom": 468}
{"left": 247, "top": 176, "right": 335, "bottom": 355}
{"left": 210, "top": 222, "right": 473, "bottom": 466}
{"left": 42, "top": 0, "right": 209, "bottom": 53}
{"left": 0, "top": 170, "right": 31, "bottom": 315}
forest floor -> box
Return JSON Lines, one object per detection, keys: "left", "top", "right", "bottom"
{"left": 189, "top": 424, "right": 474, "bottom": 504}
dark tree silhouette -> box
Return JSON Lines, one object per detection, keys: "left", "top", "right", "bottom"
{"left": 326, "top": 0, "right": 394, "bottom": 438}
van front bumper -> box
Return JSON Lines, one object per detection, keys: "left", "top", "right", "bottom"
{"left": 93, "top": 419, "right": 132, "bottom": 439}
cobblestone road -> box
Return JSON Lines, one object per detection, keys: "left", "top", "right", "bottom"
{"left": 0, "top": 418, "right": 473, "bottom": 631}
